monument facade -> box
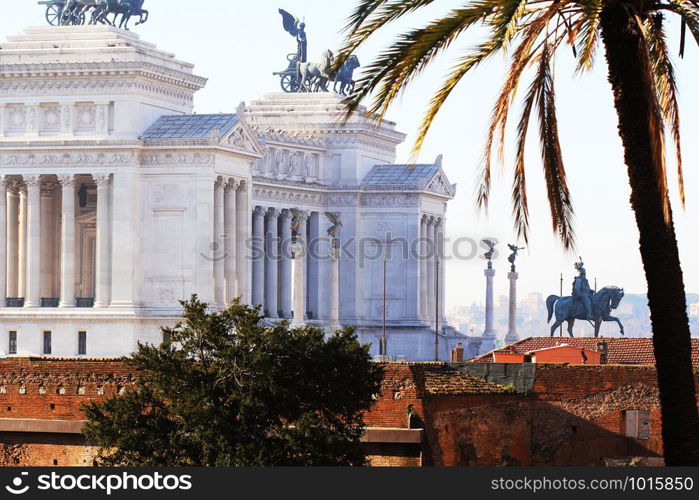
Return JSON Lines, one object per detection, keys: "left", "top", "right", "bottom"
{"left": 0, "top": 26, "right": 459, "bottom": 360}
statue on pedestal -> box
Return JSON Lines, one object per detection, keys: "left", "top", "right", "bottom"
{"left": 546, "top": 257, "right": 626, "bottom": 337}
{"left": 483, "top": 239, "right": 497, "bottom": 269}
{"left": 507, "top": 244, "right": 524, "bottom": 272}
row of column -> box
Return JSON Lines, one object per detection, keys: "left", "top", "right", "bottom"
{"left": 249, "top": 206, "right": 338, "bottom": 326}
{"left": 212, "top": 177, "right": 250, "bottom": 308}
{"left": 0, "top": 173, "right": 111, "bottom": 308}
{"left": 419, "top": 215, "right": 446, "bottom": 322}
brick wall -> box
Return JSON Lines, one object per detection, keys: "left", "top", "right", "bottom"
{"left": 1, "top": 358, "right": 698, "bottom": 467}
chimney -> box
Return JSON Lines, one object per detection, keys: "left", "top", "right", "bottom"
{"left": 450, "top": 342, "right": 464, "bottom": 363}
{"left": 597, "top": 341, "right": 608, "bottom": 365}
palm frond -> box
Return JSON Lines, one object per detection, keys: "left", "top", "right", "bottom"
{"left": 632, "top": 13, "right": 672, "bottom": 224}
{"left": 664, "top": 1, "right": 699, "bottom": 48}
{"left": 511, "top": 52, "right": 547, "bottom": 244}
{"left": 478, "top": 4, "right": 562, "bottom": 209}
{"left": 645, "top": 14, "right": 685, "bottom": 208}
{"left": 343, "top": 2, "right": 500, "bottom": 120}
{"left": 575, "top": 0, "right": 602, "bottom": 70}
{"left": 339, "top": 0, "right": 438, "bottom": 68}
{"left": 536, "top": 44, "right": 575, "bottom": 250}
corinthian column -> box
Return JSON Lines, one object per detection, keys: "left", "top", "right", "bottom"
{"left": 419, "top": 215, "right": 428, "bottom": 320}
{"left": 224, "top": 179, "right": 238, "bottom": 304}
{"left": 40, "top": 183, "right": 55, "bottom": 299}
{"left": 425, "top": 217, "right": 436, "bottom": 320}
{"left": 264, "top": 208, "right": 279, "bottom": 318}
{"left": 6, "top": 184, "right": 19, "bottom": 299}
{"left": 291, "top": 210, "right": 308, "bottom": 326}
{"left": 213, "top": 178, "right": 225, "bottom": 308}
{"left": 505, "top": 271, "right": 520, "bottom": 345}
{"left": 278, "top": 210, "right": 292, "bottom": 318}
{"left": 327, "top": 246, "right": 342, "bottom": 334}
{"left": 24, "top": 176, "right": 42, "bottom": 308}
{"left": 484, "top": 266, "right": 496, "bottom": 339}
{"left": 0, "top": 176, "right": 7, "bottom": 305}
{"left": 251, "top": 206, "right": 265, "bottom": 308}
{"left": 58, "top": 175, "right": 76, "bottom": 308}
{"left": 18, "top": 187, "right": 27, "bottom": 299}
{"left": 236, "top": 182, "right": 249, "bottom": 303}
{"left": 93, "top": 174, "right": 112, "bottom": 308}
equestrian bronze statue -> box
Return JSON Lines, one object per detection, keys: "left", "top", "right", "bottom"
{"left": 546, "top": 258, "right": 625, "bottom": 337}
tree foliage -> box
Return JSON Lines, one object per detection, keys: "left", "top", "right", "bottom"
{"left": 82, "top": 296, "right": 384, "bottom": 466}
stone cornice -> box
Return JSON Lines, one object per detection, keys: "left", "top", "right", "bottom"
{"left": 0, "top": 61, "right": 207, "bottom": 91}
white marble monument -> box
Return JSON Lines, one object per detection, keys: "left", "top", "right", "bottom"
{"left": 0, "top": 26, "right": 461, "bottom": 360}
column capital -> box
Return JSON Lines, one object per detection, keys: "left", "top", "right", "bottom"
{"left": 24, "top": 175, "right": 41, "bottom": 188}
{"left": 0, "top": 175, "right": 8, "bottom": 189}
{"left": 252, "top": 205, "right": 265, "bottom": 217}
{"left": 236, "top": 180, "right": 248, "bottom": 193}
{"left": 214, "top": 177, "right": 225, "bottom": 190}
{"left": 93, "top": 174, "right": 111, "bottom": 187}
{"left": 279, "top": 209, "right": 292, "bottom": 223}
{"left": 41, "top": 181, "right": 59, "bottom": 197}
{"left": 58, "top": 174, "right": 76, "bottom": 187}
{"left": 224, "top": 178, "right": 239, "bottom": 193}
{"left": 265, "top": 207, "right": 280, "bottom": 219}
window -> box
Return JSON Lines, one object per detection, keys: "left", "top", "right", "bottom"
{"left": 78, "top": 331, "right": 87, "bottom": 356}
{"left": 8, "top": 332, "right": 17, "bottom": 355}
{"left": 43, "top": 331, "right": 52, "bottom": 356}
{"left": 625, "top": 410, "right": 651, "bottom": 439}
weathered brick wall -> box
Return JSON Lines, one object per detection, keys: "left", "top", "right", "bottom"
{"left": 0, "top": 358, "right": 132, "bottom": 420}
{"left": 2, "top": 359, "right": 697, "bottom": 467}
{"left": 0, "top": 433, "right": 98, "bottom": 467}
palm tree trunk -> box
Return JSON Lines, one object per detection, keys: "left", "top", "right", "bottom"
{"left": 600, "top": 2, "right": 699, "bottom": 465}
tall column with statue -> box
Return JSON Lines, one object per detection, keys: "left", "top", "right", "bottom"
{"left": 482, "top": 240, "right": 497, "bottom": 350}
{"left": 506, "top": 244, "right": 525, "bottom": 345}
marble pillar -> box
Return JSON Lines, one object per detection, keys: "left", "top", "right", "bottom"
{"left": 483, "top": 267, "right": 496, "bottom": 339}
{"left": 278, "top": 210, "right": 292, "bottom": 318}
{"left": 438, "top": 218, "right": 447, "bottom": 321}
{"left": 327, "top": 247, "right": 341, "bottom": 333}
{"left": 213, "top": 178, "right": 225, "bottom": 308}
{"left": 58, "top": 175, "right": 76, "bottom": 308}
{"left": 505, "top": 271, "right": 520, "bottom": 345}
{"left": 6, "top": 185, "right": 18, "bottom": 299}
{"left": 419, "top": 216, "right": 428, "bottom": 319}
{"left": 40, "top": 184, "right": 54, "bottom": 298}
{"left": 426, "top": 217, "right": 436, "bottom": 320}
{"left": 94, "top": 174, "right": 111, "bottom": 308}
{"left": 306, "top": 212, "right": 320, "bottom": 319}
{"left": 224, "top": 179, "right": 237, "bottom": 304}
{"left": 18, "top": 187, "right": 27, "bottom": 299}
{"left": 24, "top": 176, "right": 41, "bottom": 308}
{"left": 236, "top": 182, "right": 249, "bottom": 303}
{"left": 251, "top": 206, "right": 265, "bottom": 308}
{"left": 291, "top": 211, "right": 308, "bottom": 326}
{"left": 0, "top": 177, "right": 6, "bottom": 305}
{"left": 264, "top": 208, "right": 279, "bottom": 318}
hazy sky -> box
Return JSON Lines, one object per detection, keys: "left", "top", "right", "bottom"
{"left": 2, "top": 0, "right": 698, "bottom": 310}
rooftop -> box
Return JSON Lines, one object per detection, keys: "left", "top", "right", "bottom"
{"left": 362, "top": 164, "right": 440, "bottom": 187}
{"left": 421, "top": 365, "right": 514, "bottom": 396}
{"left": 141, "top": 114, "right": 240, "bottom": 140}
{"left": 468, "top": 337, "right": 699, "bottom": 365}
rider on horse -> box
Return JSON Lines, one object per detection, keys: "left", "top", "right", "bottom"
{"left": 572, "top": 258, "right": 594, "bottom": 320}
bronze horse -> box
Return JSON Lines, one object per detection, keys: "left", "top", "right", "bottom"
{"left": 547, "top": 286, "right": 625, "bottom": 337}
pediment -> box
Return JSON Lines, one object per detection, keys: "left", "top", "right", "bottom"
{"left": 220, "top": 121, "right": 263, "bottom": 156}
{"left": 426, "top": 170, "right": 456, "bottom": 198}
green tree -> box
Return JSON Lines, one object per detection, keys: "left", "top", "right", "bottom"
{"left": 82, "top": 296, "right": 383, "bottom": 466}
{"left": 338, "top": 0, "right": 699, "bottom": 464}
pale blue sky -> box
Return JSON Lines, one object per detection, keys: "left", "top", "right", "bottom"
{"left": 3, "top": 0, "right": 698, "bottom": 310}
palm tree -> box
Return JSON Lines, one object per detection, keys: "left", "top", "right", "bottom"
{"left": 338, "top": 0, "right": 699, "bottom": 465}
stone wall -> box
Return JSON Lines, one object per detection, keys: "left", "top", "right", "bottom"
{"left": 1, "top": 358, "right": 697, "bottom": 467}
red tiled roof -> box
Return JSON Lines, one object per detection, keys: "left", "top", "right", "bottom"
{"left": 468, "top": 337, "right": 699, "bottom": 365}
